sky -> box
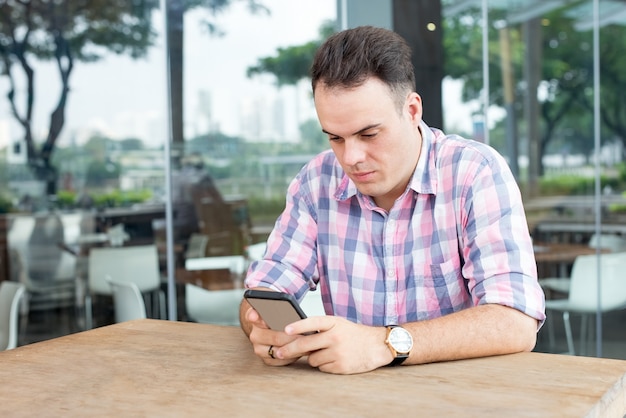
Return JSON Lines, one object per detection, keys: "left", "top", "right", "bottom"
{"left": 0, "top": 0, "right": 337, "bottom": 150}
{"left": 0, "top": 0, "right": 476, "bottom": 152}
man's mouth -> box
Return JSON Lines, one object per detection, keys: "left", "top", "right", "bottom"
{"left": 351, "top": 171, "right": 375, "bottom": 182}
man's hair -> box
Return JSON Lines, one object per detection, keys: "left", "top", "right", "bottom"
{"left": 310, "top": 26, "right": 416, "bottom": 111}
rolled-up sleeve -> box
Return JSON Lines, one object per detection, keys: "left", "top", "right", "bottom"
{"left": 458, "top": 149, "right": 546, "bottom": 326}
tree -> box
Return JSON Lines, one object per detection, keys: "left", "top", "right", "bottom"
{"left": 443, "top": 8, "right": 626, "bottom": 175}
{"left": 580, "top": 24, "right": 626, "bottom": 144}
{"left": 82, "top": 134, "right": 120, "bottom": 188}
{"left": 298, "top": 119, "right": 327, "bottom": 154}
{"left": 0, "top": 0, "right": 160, "bottom": 196}
{"left": 0, "top": 0, "right": 267, "bottom": 197}
{"left": 246, "top": 20, "right": 336, "bottom": 86}
{"left": 119, "top": 138, "right": 145, "bottom": 152}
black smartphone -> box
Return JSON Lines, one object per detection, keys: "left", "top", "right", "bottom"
{"left": 243, "top": 289, "right": 307, "bottom": 331}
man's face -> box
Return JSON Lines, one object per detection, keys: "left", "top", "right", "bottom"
{"left": 314, "top": 78, "right": 423, "bottom": 211}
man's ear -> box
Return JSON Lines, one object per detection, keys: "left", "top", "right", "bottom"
{"left": 406, "top": 92, "right": 423, "bottom": 126}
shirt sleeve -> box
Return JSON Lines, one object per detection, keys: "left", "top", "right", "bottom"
{"left": 458, "top": 148, "right": 546, "bottom": 326}
{"left": 244, "top": 170, "right": 320, "bottom": 301}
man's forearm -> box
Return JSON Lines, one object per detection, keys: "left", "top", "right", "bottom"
{"left": 401, "top": 304, "right": 538, "bottom": 365}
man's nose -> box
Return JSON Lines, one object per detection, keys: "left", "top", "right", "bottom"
{"left": 342, "top": 138, "right": 366, "bottom": 166}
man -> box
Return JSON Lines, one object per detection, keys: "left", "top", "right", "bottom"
{"left": 240, "top": 26, "right": 545, "bottom": 375}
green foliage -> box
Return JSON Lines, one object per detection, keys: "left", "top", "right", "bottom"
{"left": 539, "top": 175, "right": 620, "bottom": 196}
{"left": 0, "top": 195, "right": 13, "bottom": 214}
{"left": 609, "top": 202, "right": 626, "bottom": 214}
{"left": 0, "top": 0, "right": 160, "bottom": 192}
{"left": 609, "top": 190, "right": 626, "bottom": 213}
{"left": 0, "top": 1, "right": 159, "bottom": 64}
{"left": 245, "top": 20, "right": 336, "bottom": 86}
{"left": 50, "top": 189, "right": 152, "bottom": 210}
{"left": 298, "top": 119, "right": 328, "bottom": 154}
{"left": 56, "top": 190, "right": 78, "bottom": 209}
{"left": 246, "top": 195, "right": 285, "bottom": 225}
{"left": 442, "top": 8, "right": 626, "bottom": 167}
{"left": 182, "top": 0, "right": 270, "bottom": 35}
{"left": 119, "top": 138, "right": 145, "bottom": 151}
{"left": 186, "top": 132, "right": 245, "bottom": 160}
{"left": 247, "top": 41, "right": 321, "bottom": 86}
{"left": 91, "top": 189, "right": 153, "bottom": 209}
{"left": 85, "top": 160, "right": 121, "bottom": 187}
{"left": 617, "top": 163, "right": 626, "bottom": 184}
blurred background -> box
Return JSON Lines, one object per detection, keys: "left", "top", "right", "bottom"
{"left": 0, "top": 0, "right": 624, "bottom": 359}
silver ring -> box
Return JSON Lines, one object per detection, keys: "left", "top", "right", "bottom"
{"left": 268, "top": 345, "right": 275, "bottom": 359}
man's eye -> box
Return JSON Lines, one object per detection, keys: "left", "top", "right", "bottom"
{"left": 361, "top": 133, "right": 377, "bottom": 138}
{"left": 328, "top": 136, "right": 342, "bottom": 142}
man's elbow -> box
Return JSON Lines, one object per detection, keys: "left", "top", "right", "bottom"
{"left": 520, "top": 328, "right": 538, "bottom": 352}
{"left": 515, "top": 313, "right": 540, "bottom": 352}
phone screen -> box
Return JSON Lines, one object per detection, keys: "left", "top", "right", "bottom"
{"left": 244, "top": 289, "right": 307, "bottom": 331}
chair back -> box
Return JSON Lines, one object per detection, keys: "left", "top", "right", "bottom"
{"left": 107, "top": 278, "right": 147, "bottom": 323}
{"left": 588, "top": 233, "right": 626, "bottom": 252}
{"left": 0, "top": 281, "right": 25, "bottom": 350}
{"left": 246, "top": 242, "right": 267, "bottom": 262}
{"left": 185, "top": 255, "right": 246, "bottom": 275}
{"left": 185, "top": 233, "right": 209, "bottom": 259}
{"left": 88, "top": 245, "right": 160, "bottom": 295}
{"left": 185, "top": 284, "right": 243, "bottom": 326}
{"left": 301, "top": 291, "right": 327, "bottom": 317}
{"left": 184, "top": 255, "right": 247, "bottom": 289}
{"left": 568, "top": 252, "right": 626, "bottom": 312}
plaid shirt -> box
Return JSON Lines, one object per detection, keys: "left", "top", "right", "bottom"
{"left": 245, "top": 122, "right": 546, "bottom": 327}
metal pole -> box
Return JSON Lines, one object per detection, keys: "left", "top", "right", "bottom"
{"left": 164, "top": 0, "right": 178, "bottom": 321}
{"left": 498, "top": 24, "right": 519, "bottom": 178}
{"left": 481, "top": 0, "right": 490, "bottom": 146}
{"left": 592, "top": 0, "right": 602, "bottom": 358}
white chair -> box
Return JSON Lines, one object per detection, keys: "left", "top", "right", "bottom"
{"left": 107, "top": 278, "right": 147, "bottom": 323}
{"left": 245, "top": 242, "right": 267, "bottom": 262}
{"left": 185, "top": 284, "right": 244, "bottom": 326}
{"left": 86, "top": 245, "right": 165, "bottom": 328}
{"left": 544, "top": 252, "right": 626, "bottom": 355}
{"left": 0, "top": 281, "right": 25, "bottom": 350}
{"left": 185, "top": 255, "right": 246, "bottom": 274}
{"left": 539, "top": 233, "right": 626, "bottom": 296}
{"left": 588, "top": 233, "right": 626, "bottom": 252}
{"left": 300, "top": 291, "right": 326, "bottom": 317}
{"left": 185, "top": 255, "right": 247, "bottom": 287}
{"left": 10, "top": 247, "right": 78, "bottom": 314}
{"left": 9, "top": 214, "right": 80, "bottom": 317}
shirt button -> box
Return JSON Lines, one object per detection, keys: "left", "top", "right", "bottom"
{"left": 388, "top": 219, "right": 396, "bottom": 228}
{"left": 388, "top": 269, "right": 396, "bottom": 278}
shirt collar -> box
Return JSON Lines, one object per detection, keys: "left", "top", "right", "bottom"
{"left": 409, "top": 120, "right": 438, "bottom": 195}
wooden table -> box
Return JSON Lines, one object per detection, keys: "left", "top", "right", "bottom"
{"left": 0, "top": 319, "right": 625, "bottom": 417}
{"left": 534, "top": 243, "right": 607, "bottom": 278}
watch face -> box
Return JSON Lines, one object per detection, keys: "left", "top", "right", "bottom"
{"left": 389, "top": 327, "right": 413, "bottom": 353}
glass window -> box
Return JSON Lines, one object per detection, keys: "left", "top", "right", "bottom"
{"left": 0, "top": 0, "right": 335, "bottom": 341}
{"left": 442, "top": 0, "right": 626, "bottom": 359}
{"left": 4, "top": 0, "right": 624, "bottom": 360}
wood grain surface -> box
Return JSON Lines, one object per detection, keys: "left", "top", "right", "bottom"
{"left": 0, "top": 319, "right": 624, "bottom": 417}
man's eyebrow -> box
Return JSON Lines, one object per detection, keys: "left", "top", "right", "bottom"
{"left": 322, "top": 123, "right": 382, "bottom": 138}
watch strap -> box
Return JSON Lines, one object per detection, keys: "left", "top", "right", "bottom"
{"left": 387, "top": 353, "right": 409, "bottom": 366}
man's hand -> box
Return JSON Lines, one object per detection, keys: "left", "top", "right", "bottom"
{"left": 245, "top": 301, "right": 391, "bottom": 374}
{"left": 275, "top": 316, "right": 392, "bottom": 375}
{"left": 244, "top": 304, "right": 303, "bottom": 366}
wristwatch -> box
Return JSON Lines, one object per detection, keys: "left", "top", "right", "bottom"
{"left": 384, "top": 325, "right": 413, "bottom": 366}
